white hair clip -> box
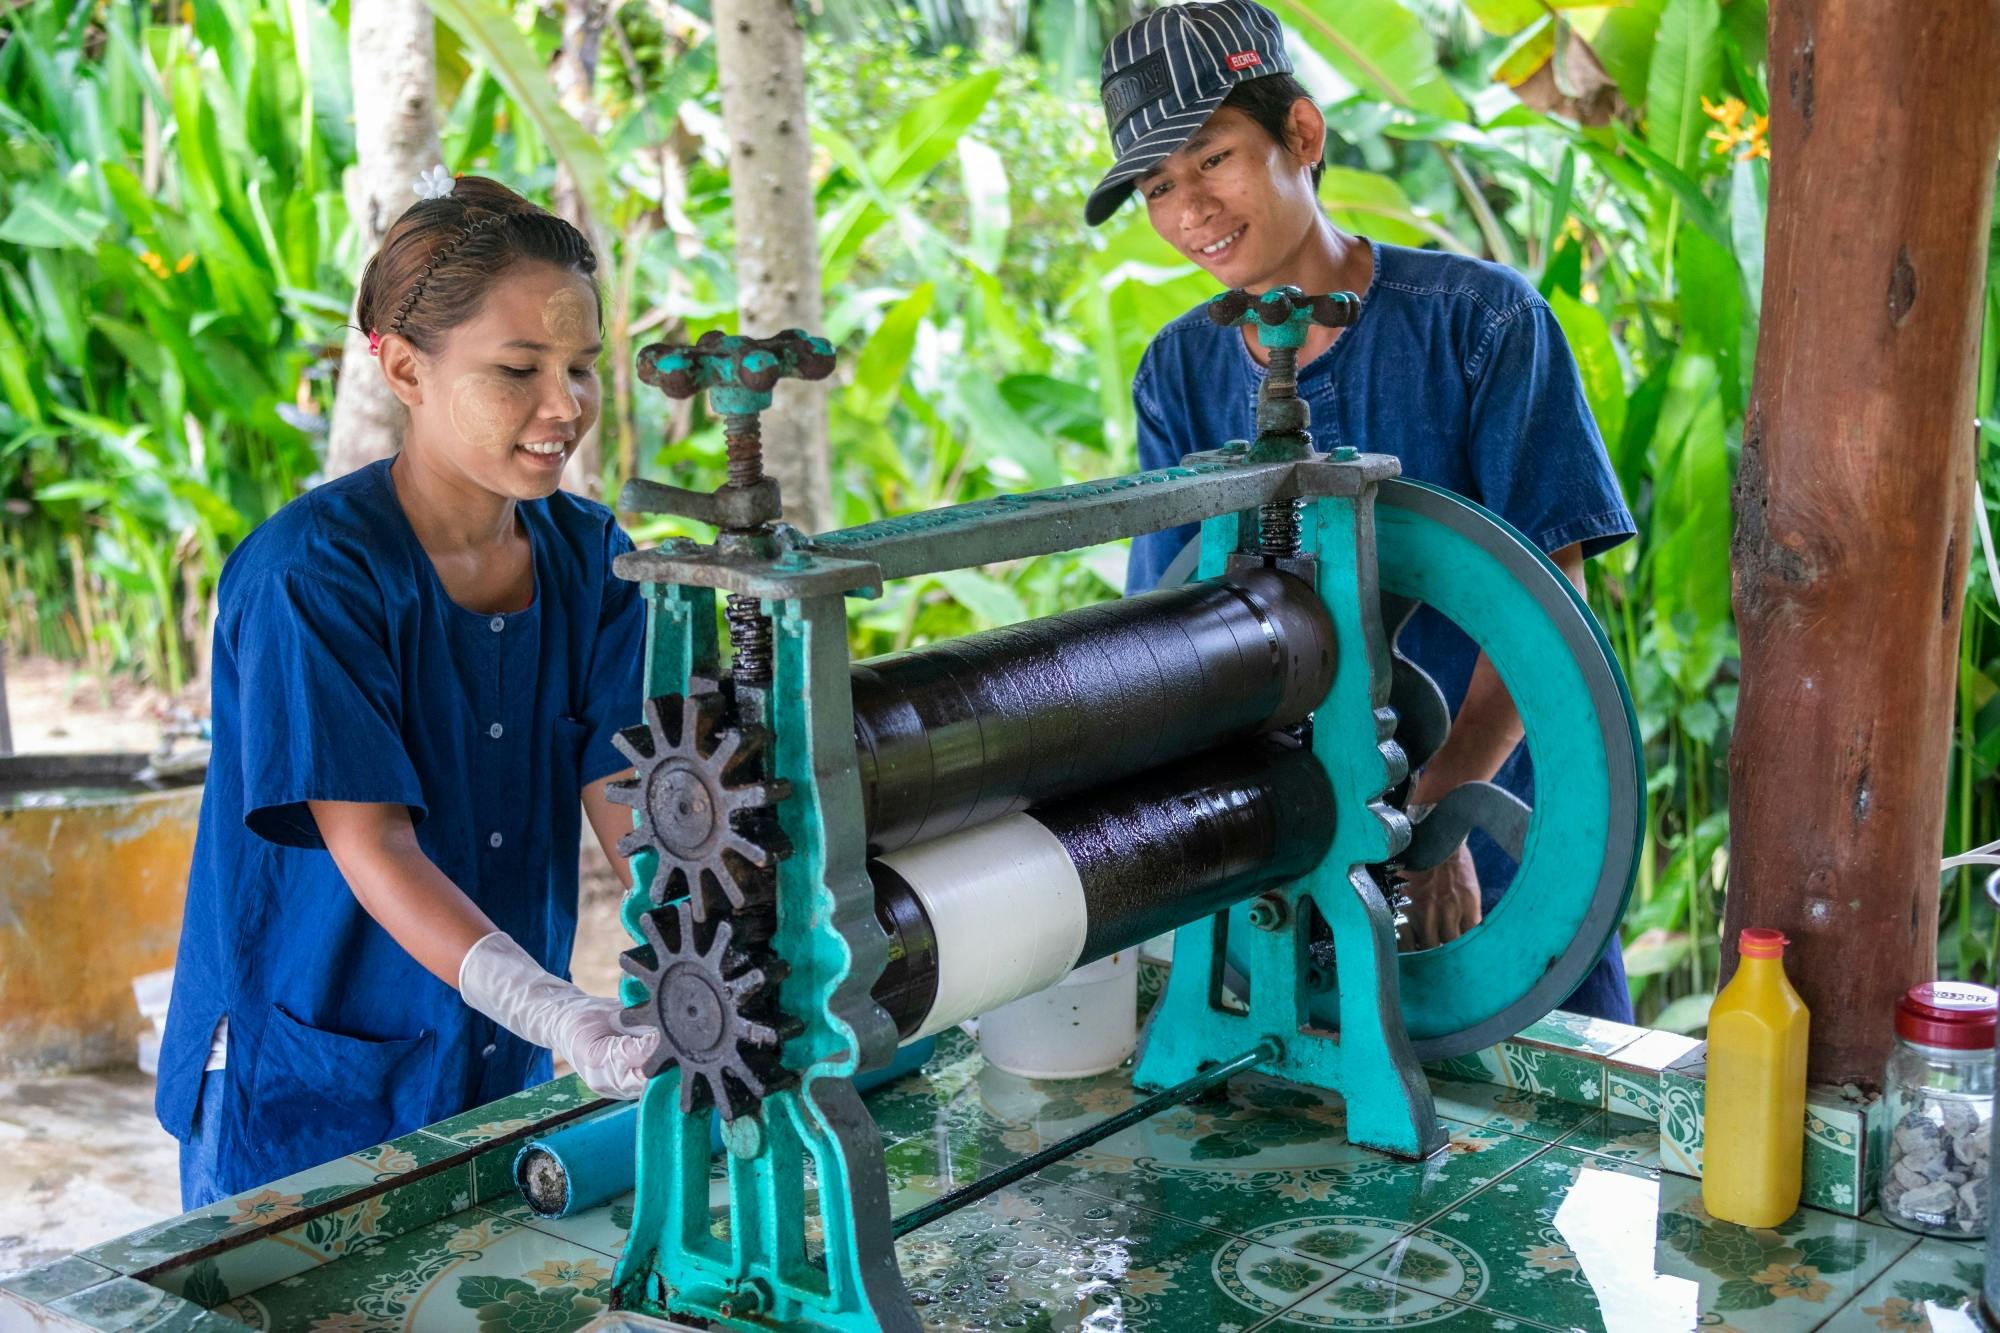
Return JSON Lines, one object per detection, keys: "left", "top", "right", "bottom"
{"left": 412, "top": 165, "right": 456, "bottom": 200}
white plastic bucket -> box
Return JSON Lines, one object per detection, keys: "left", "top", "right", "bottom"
{"left": 970, "top": 949, "right": 1138, "bottom": 1079}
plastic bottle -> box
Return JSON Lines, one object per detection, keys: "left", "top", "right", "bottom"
{"left": 1702, "top": 927, "right": 1810, "bottom": 1227}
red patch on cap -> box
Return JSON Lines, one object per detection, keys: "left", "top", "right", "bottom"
{"left": 1226, "top": 50, "right": 1262, "bottom": 71}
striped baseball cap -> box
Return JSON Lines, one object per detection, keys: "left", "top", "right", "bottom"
{"left": 1086, "top": 0, "right": 1293, "bottom": 227}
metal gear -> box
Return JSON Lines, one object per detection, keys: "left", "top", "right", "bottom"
{"left": 621, "top": 899, "right": 793, "bottom": 1119}
{"left": 605, "top": 683, "right": 791, "bottom": 921}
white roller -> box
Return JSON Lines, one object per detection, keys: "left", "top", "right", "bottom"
{"left": 877, "top": 813, "right": 1088, "bottom": 1040}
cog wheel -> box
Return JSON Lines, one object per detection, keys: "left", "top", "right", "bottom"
{"left": 621, "top": 899, "right": 794, "bottom": 1119}
{"left": 606, "top": 683, "right": 791, "bottom": 920}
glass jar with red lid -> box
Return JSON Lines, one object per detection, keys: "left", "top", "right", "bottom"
{"left": 1879, "top": 981, "right": 1996, "bottom": 1237}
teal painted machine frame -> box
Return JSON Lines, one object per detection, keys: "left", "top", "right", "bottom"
{"left": 608, "top": 453, "right": 1462, "bottom": 1329}
{"left": 606, "top": 292, "right": 1640, "bottom": 1329}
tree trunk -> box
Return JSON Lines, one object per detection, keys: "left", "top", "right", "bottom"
{"left": 712, "top": 0, "right": 834, "bottom": 534}
{"left": 324, "top": 0, "right": 444, "bottom": 479}
{"left": 553, "top": 0, "right": 610, "bottom": 502}
{"left": 1725, "top": 0, "right": 2000, "bottom": 1085}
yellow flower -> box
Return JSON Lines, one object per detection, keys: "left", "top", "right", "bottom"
{"left": 523, "top": 1258, "right": 611, "bottom": 1289}
{"left": 1862, "top": 1297, "right": 1930, "bottom": 1330}
{"left": 1702, "top": 95, "right": 1746, "bottom": 131}
{"left": 1701, "top": 95, "right": 1768, "bottom": 162}
{"left": 175, "top": 253, "right": 195, "bottom": 273}
{"left": 140, "top": 250, "right": 170, "bottom": 279}
{"left": 1521, "top": 1243, "right": 1579, "bottom": 1274}
{"left": 179, "top": 1, "right": 193, "bottom": 23}
{"left": 227, "top": 1189, "right": 304, "bottom": 1225}
{"left": 1750, "top": 1262, "right": 1832, "bottom": 1302}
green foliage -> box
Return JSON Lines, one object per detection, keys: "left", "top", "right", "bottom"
{"left": 0, "top": 0, "right": 346, "bottom": 691}
{"left": 3, "top": 0, "right": 1996, "bottom": 1027}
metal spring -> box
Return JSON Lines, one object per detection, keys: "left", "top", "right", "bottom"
{"left": 1259, "top": 499, "right": 1302, "bottom": 557}
{"left": 726, "top": 592, "right": 773, "bottom": 689}
{"left": 723, "top": 415, "right": 764, "bottom": 489}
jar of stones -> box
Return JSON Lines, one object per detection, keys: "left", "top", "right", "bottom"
{"left": 1880, "top": 981, "right": 1997, "bottom": 1237}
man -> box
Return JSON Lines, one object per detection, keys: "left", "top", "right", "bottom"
{"left": 1093, "top": 0, "right": 1636, "bottom": 1021}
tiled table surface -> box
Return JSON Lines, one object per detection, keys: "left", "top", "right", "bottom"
{"left": 5, "top": 1016, "right": 1989, "bottom": 1331}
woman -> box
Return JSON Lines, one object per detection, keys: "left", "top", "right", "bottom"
{"left": 157, "top": 175, "right": 656, "bottom": 1207}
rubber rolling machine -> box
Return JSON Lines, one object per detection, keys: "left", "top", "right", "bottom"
{"left": 603, "top": 287, "right": 1644, "bottom": 1329}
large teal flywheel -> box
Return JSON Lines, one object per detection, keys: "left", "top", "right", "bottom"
{"left": 1358, "top": 479, "right": 1643, "bottom": 1059}
{"left": 1181, "top": 479, "right": 1644, "bottom": 1061}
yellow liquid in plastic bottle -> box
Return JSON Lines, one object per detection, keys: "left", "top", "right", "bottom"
{"left": 1702, "top": 928, "right": 1810, "bottom": 1228}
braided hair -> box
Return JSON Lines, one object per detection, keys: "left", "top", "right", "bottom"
{"left": 356, "top": 176, "right": 600, "bottom": 354}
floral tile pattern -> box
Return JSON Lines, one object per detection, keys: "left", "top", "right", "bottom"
{"left": 1378, "top": 1148, "right": 1918, "bottom": 1333}
{"left": 1557, "top": 1110, "right": 1661, "bottom": 1168}
{"left": 1262, "top": 1268, "right": 1562, "bottom": 1329}
{"left": 1651, "top": 1169, "right": 1916, "bottom": 1330}
{"left": 1819, "top": 1235, "right": 1985, "bottom": 1331}
{"left": 18, "top": 997, "right": 1964, "bottom": 1332}
{"left": 895, "top": 1177, "right": 1313, "bottom": 1331}
{"left": 78, "top": 1129, "right": 473, "bottom": 1278}
{"left": 1516, "top": 1009, "right": 1648, "bottom": 1058}
{"left": 1427, "top": 1076, "right": 1598, "bottom": 1145}
{"left": 210, "top": 1210, "right": 619, "bottom": 1332}
{"left": 1032, "top": 1073, "right": 1549, "bottom": 1239}
{"left": 150, "top": 1160, "right": 474, "bottom": 1309}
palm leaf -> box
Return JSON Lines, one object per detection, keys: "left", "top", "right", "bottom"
{"left": 428, "top": 0, "right": 613, "bottom": 226}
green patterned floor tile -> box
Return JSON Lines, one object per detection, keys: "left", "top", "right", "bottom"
{"left": 46, "top": 1277, "right": 251, "bottom": 1332}
{"left": 1254, "top": 1266, "right": 1563, "bottom": 1330}
{"left": 863, "top": 1028, "right": 1147, "bottom": 1168}
{"left": 1557, "top": 1110, "right": 1661, "bottom": 1168}
{"left": 150, "top": 1158, "right": 475, "bottom": 1309}
{"left": 76, "top": 1129, "right": 469, "bottom": 1277}
{"left": 1032, "top": 1072, "right": 1551, "bottom": 1241}
{"left": 1426, "top": 1076, "right": 1599, "bottom": 1144}
{"left": 1516, "top": 1010, "right": 1648, "bottom": 1057}
{"left": 1818, "top": 1234, "right": 1985, "bottom": 1331}
{"left": 0, "top": 1254, "right": 119, "bottom": 1306}
{"left": 896, "top": 1175, "right": 1319, "bottom": 1331}
{"left": 415, "top": 1077, "right": 608, "bottom": 1152}
{"left": 212, "top": 1209, "right": 619, "bottom": 1332}
{"left": 1386, "top": 1148, "right": 1914, "bottom": 1333}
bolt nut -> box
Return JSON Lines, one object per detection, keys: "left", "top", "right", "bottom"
{"left": 1248, "top": 892, "right": 1289, "bottom": 931}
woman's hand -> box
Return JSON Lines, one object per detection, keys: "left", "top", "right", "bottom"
{"left": 1395, "top": 842, "right": 1483, "bottom": 951}
{"left": 458, "top": 932, "right": 658, "bottom": 1099}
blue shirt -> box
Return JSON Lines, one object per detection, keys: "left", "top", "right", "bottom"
{"left": 1128, "top": 241, "right": 1638, "bottom": 1019}
{"left": 157, "top": 458, "right": 644, "bottom": 1191}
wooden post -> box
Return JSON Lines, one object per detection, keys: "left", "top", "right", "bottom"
{"left": 1725, "top": 0, "right": 2000, "bottom": 1085}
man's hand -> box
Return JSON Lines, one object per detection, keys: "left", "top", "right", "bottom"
{"left": 1396, "top": 842, "right": 1483, "bottom": 951}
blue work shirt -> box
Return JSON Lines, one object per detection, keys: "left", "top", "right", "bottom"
{"left": 156, "top": 457, "right": 644, "bottom": 1193}
{"left": 1128, "top": 240, "right": 1638, "bottom": 1022}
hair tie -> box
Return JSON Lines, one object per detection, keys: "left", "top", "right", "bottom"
{"left": 367, "top": 329, "right": 383, "bottom": 357}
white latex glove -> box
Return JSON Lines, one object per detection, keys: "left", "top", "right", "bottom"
{"left": 458, "top": 931, "right": 657, "bottom": 1099}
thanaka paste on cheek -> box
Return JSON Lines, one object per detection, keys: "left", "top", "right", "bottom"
{"left": 449, "top": 373, "right": 526, "bottom": 455}
{"left": 542, "top": 287, "right": 597, "bottom": 347}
